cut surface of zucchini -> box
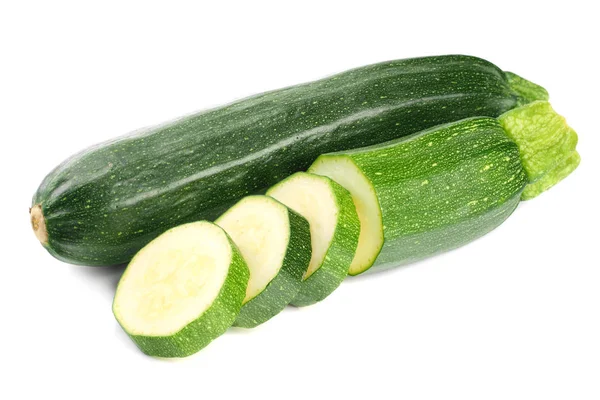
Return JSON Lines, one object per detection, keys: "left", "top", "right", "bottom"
{"left": 267, "top": 172, "right": 360, "bottom": 306}
{"left": 216, "top": 196, "right": 311, "bottom": 327}
{"left": 308, "top": 157, "right": 383, "bottom": 275}
{"left": 113, "top": 221, "right": 248, "bottom": 357}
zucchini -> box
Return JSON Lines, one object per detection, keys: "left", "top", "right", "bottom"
{"left": 30, "top": 55, "right": 547, "bottom": 266}
{"left": 309, "top": 102, "right": 579, "bottom": 274}
{"left": 267, "top": 173, "right": 360, "bottom": 306}
{"left": 112, "top": 221, "right": 249, "bottom": 357}
{"left": 215, "top": 196, "right": 311, "bottom": 327}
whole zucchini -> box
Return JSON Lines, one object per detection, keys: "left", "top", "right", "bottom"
{"left": 31, "top": 55, "right": 547, "bottom": 265}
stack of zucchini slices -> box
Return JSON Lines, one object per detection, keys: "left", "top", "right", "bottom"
{"left": 113, "top": 174, "right": 362, "bottom": 356}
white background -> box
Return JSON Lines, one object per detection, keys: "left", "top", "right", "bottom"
{"left": 2, "top": 1, "right": 598, "bottom": 399}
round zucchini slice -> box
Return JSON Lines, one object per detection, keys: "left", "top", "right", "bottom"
{"left": 267, "top": 172, "right": 360, "bottom": 306}
{"left": 112, "top": 221, "right": 249, "bottom": 358}
{"left": 216, "top": 196, "right": 311, "bottom": 328}
{"left": 308, "top": 156, "right": 384, "bottom": 275}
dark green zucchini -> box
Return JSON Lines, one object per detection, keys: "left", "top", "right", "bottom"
{"left": 31, "top": 55, "right": 547, "bottom": 265}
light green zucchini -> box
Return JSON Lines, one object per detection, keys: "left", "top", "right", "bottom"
{"left": 309, "top": 101, "right": 579, "bottom": 274}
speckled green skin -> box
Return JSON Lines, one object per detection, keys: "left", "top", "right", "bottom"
{"left": 113, "top": 223, "right": 249, "bottom": 358}
{"left": 230, "top": 207, "right": 312, "bottom": 328}
{"left": 268, "top": 174, "right": 360, "bottom": 307}
{"left": 33, "top": 55, "right": 539, "bottom": 265}
{"left": 312, "top": 118, "right": 528, "bottom": 273}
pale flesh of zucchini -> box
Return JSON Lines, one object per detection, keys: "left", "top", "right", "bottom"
{"left": 216, "top": 196, "right": 289, "bottom": 303}
{"left": 113, "top": 222, "right": 231, "bottom": 337}
{"left": 267, "top": 174, "right": 338, "bottom": 279}
{"left": 309, "top": 156, "right": 384, "bottom": 275}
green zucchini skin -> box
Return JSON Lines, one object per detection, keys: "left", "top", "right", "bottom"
{"left": 311, "top": 118, "right": 528, "bottom": 272}
{"left": 286, "top": 177, "right": 360, "bottom": 307}
{"left": 117, "top": 224, "right": 249, "bottom": 358}
{"left": 232, "top": 208, "right": 312, "bottom": 328}
{"left": 505, "top": 72, "right": 549, "bottom": 106}
{"left": 33, "top": 55, "right": 535, "bottom": 265}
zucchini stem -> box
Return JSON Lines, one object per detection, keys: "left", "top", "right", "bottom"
{"left": 30, "top": 204, "right": 48, "bottom": 245}
{"left": 505, "top": 71, "right": 549, "bottom": 106}
{"left": 499, "top": 101, "right": 580, "bottom": 200}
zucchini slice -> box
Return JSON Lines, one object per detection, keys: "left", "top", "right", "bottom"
{"left": 216, "top": 196, "right": 311, "bottom": 328}
{"left": 267, "top": 172, "right": 360, "bottom": 306}
{"left": 308, "top": 158, "right": 384, "bottom": 276}
{"left": 112, "top": 221, "right": 249, "bottom": 358}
